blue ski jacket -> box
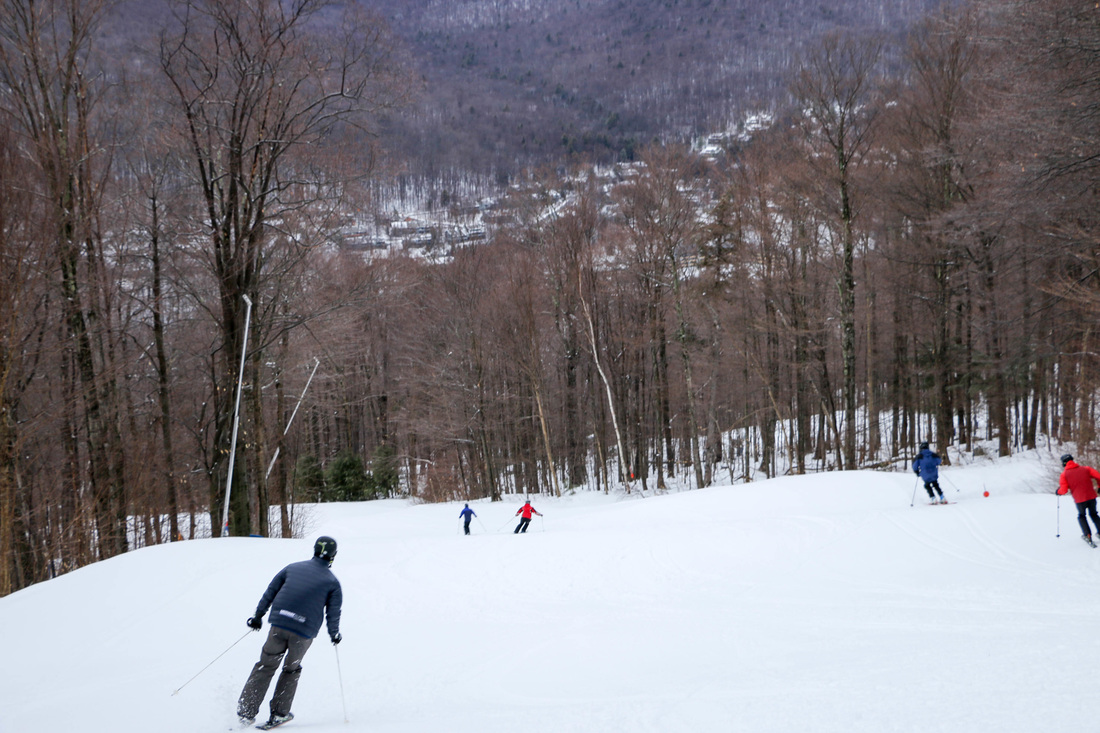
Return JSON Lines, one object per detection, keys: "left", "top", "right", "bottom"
{"left": 256, "top": 556, "right": 342, "bottom": 640}
{"left": 912, "top": 448, "right": 942, "bottom": 482}
{"left": 459, "top": 506, "right": 476, "bottom": 520}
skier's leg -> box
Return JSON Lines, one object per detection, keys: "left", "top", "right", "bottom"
{"left": 1077, "top": 502, "right": 1092, "bottom": 537}
{"left": 1085, "top": 499, "right": 1100, "bottom": 536}
{"left": 514, "top": 520, "right": 522, "bottom": 533}
{"left": 931, "top": 480, "right": 944, "bottom": 499}
{"left": 520, "top": 517, "right": 531, "bottom": 533}
{"left": 924, "top": 481, "right": 936, "bottom": 499}
{"left": 270, "top": 633, "right": 313, "bottom": 718}
{"left": 238, "top": 627, "right": 289, "bottom": 719}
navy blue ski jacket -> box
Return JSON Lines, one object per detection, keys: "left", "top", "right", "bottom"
{"left": 912, "top": 448, "right": 941, "bottom": 482}
{"left": 255, "top": 556, "right": 342, "bottom": 640}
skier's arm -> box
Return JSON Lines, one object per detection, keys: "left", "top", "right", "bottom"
{"left": 255, "top": 567, "right": 287, "bottom": 617}
{"left": 1058, "top": 472, "right": 1070, "bottom": 496}
{"left": 1088, "top": 466, "right": 1100, "bottom": 486}
{"left": 325, "top": 583, "right": 343, "bottom": 640}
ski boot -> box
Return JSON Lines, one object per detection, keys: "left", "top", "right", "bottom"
{"left": 257, "top": 712, "right": 294, "bottom": 730}
{"left": 1083, "top": 534, "right": 1096, "bottom": 548}
{"left": 237, "top": 708, "right": 256, "bottom": 728}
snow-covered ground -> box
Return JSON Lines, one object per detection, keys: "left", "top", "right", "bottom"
{"left": 4, "top": 449, "right": 1091, "bottom": 733}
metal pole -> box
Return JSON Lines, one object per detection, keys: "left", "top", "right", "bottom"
{"left": 221, "top": 294, "right": 253, "bottom": 537}
{"left": 334, "top": 644, "right": 349, "bottom": 723}
{"left": 1056, "top": 493, "right": 1061, "bottom": 538}
{"left": 264, "top": 356, "right": 321, "bottom": 481}
{"left": 171, "top": 629, "right": 254, "bottom": 696}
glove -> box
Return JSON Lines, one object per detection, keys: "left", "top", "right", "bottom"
{"left": 330, "top": 632, "right": 342, "bottom": 645}
{"left": 247, "top": 616, "right": 263, "bottom": 630}
{"left": 1057, "top": 487, "right": 1068, "bottom": 496}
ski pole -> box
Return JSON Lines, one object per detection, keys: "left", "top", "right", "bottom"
{"left": 334, "top": 644, "right": 349, "bottom": 723}
{"left": 941, "top": 474, "right": 961, "bottom": 494}
{"left": 539, "top": 515, "right": 545, "bottom": 532}
{"left": 910, "top": 475, "right": 919, "bottom": 507}
{"left": 476, "top": 517, "right": 488, "bottom": 533}
{"left": 1056, "top": 493, "right": 1061, "bottom": 538}
{"left": 171, "top": 629, "right": 255, "bottom": 695}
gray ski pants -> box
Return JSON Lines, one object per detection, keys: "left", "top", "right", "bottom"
{"left": 237, "top": 626, "right": 314, "bottom": 719}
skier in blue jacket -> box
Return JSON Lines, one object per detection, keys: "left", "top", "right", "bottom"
{"left": 459, "top": 503, "right": 477, "bottom": 535}
{"left": 913, "top": 442, "right": 946, "bottom": 504}
{"left": 237, "top": 536, "right": 343, "bottom": 729}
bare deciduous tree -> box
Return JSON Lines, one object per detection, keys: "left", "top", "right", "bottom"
{"left": 159, "top": 0, "right": 406, "bottom": 535}
{"left": 791, "top": 32, "right": 885, "bottom": 470}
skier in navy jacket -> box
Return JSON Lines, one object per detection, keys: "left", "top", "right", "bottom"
{"left": 913, "top": 442, "right": 947, "bottom": 504}
{"left": 459, "top": 503, "right": 477, "bottom": 535}
{"left": 237, "top": 536, "right": 343, "bottom": 729}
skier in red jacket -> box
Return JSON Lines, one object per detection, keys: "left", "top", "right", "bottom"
{"left": 1057, "top": 454, "right": 1100, "bottom": 546}
{"left": 514, "top": 500, "right": 542, "bottom": 534}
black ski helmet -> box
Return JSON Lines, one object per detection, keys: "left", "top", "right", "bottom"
{"left": 313, "top": 536, "right": 337, "bottom": 563}
{"left": 919, "top": 441, "right": 929, "bottom": 450}
{"left": 1061, "top": 454, "right": 1074, "bottom": 467}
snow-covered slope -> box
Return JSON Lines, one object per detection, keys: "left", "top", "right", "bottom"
{"left": 4, "top": 450, "right": 1089, "bottom": 733}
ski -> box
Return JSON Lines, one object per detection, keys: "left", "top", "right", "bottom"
{"left": 256, "top": 713, "right": 293, "bottom": 731}
{"left": 928, "top": 501, "right": 956, "bottom": 505}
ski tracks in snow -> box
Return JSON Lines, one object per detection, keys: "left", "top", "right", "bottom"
{"left": 882, "top": 503, "right": 1057, "bottom": 580}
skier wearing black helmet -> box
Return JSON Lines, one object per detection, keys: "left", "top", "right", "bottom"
{"left": 1057, "top": 455, "right": 1100, "bottom": 547}
{"left": 237, "top": 536, "right": 343, "bottom": 729}
{"left": 913, "top": 442, "right": 946, "bottom": 504}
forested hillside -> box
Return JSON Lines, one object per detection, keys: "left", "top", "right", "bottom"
{"left": 2, "top": 0, "right": 1097, "bottom": 598}
{"left": 373, "top": 0, "right": 945, "bottom": 177}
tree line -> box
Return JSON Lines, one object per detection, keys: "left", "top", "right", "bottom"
{"left": 0, "top": 0, "right": 1096, "bottom": 596}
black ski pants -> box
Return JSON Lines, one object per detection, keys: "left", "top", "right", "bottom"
{"left": 923, "top": 480, "right": 943, "bottom": 499}
{"left": 238, "top": 626, "right": 314, "bottom": 720}
{"left": 463, "top": 519, "right": 472, "bottom": 535}
{"left": 1076, "top": 498, "right": 1100, "bottom": 537}
{"left": 514, "top": 517, "right": 531, "bottom": 533}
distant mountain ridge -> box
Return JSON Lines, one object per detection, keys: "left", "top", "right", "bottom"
{"left": 371, "top": 0, "right": 947, "bottom": 177}
{"left": 103, "top": 0, "right": 947, "bottom": 180}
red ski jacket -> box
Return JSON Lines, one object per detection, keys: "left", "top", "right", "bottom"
{"left": 1058, "top": 461, "right": 1100, "bottom": 503}
{"left": 516, "top": 502, "right": 541, "bottom": 519}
